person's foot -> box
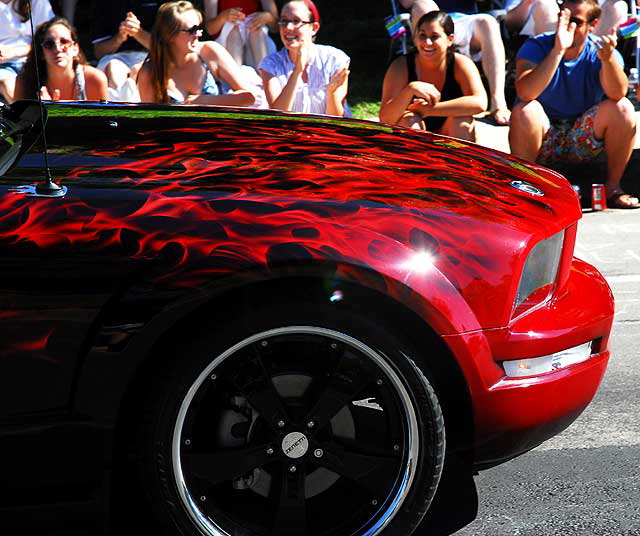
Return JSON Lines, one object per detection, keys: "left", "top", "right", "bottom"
{"left": 490, "top": 108, "right": 511, "bottom": 126}
{"left": 606, "top": 188, "right": 640, "bottom": 209}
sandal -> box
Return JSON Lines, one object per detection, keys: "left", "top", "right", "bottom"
{"left": 490, "top": 108, "right": 511, "bottom": 126}
{"left": 606, "top": 188, "right": 640, "bottom": 209}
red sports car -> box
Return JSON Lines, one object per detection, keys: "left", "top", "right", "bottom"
{"left": 0, "top": 101, "right": 613, "bottom": 535}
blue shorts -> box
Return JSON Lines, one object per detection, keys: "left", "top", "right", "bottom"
{"left": 0, "top": 58, "right": 27, "bottom": 82}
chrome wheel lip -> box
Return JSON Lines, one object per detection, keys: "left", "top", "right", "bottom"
{"left": 172, "top": 326, "right": 420, "bottom": 536}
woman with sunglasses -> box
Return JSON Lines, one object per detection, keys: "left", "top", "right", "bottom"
{"left": 380, "top": 10, "right": 486, "bottom": 140}
{"left": 0, "top": 0, "right": 54, "bottom": 103}
{"left": 14, "top": 17, "right": 108, "bottom": 101}
{"left": 258, "top": 0, "right": 350, "bottom": 116}
{"left": 137, "top": 0, "right": 254, "bottom": 105}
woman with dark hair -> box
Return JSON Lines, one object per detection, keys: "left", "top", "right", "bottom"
{"left": 0, "top": 0, "right": 54, "bottom": 102}
{"left": 14, "top": 16, "right": 108, "bottom": 101}
{"left": 137, "top": 0, "right": 254, "bottom": 105}
{"left": 380, "top": 10, "right": 486, "bottom": 140}
{"left": 258, "top": 0, "right": 350, "bottom": 116}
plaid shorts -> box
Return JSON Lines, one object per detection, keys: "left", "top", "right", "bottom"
{"left": 537, "top": 104, "right": 604, "bottom": 165}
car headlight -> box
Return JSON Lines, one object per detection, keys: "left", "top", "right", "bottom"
{"left": 514, "top": 231, "right": 564, "bottom": 314}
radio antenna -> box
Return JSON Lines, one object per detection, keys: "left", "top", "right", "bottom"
{"left": 26, "top": 0, "right": 65, "bottom": 196}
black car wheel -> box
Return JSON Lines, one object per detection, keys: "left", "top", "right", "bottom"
{"left": 129, "top": 305, "right": 445, "bottom": 536}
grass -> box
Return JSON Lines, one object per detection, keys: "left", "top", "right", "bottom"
{"left": 351, "top": 100, "right": 380, "bottom": 120}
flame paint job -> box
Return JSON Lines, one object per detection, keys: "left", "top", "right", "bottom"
{"left": 0, "top": 102, "right": 612, "bottom": 479}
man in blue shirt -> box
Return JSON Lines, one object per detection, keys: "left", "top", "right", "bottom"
{"left": 509, "top": 0, "right": 638, "bottom": 208}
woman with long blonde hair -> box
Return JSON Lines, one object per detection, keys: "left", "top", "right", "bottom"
{"left": 137, "top": 0, "right": 254, "bottom": 105}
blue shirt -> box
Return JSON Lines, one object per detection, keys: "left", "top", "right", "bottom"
{"left": 516, "top": 32, "right": 624, "bottom": 120}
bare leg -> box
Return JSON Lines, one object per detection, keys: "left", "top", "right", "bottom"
{"left": 398, "top": 111, "right": 425, "bottom": 130}
{"left": 508, "top": 100, "right": 549, "bottom": 161}
{"left": 441, "top": 116, "right": 476, "bottom": 141}
{"left": 594, "top": 0, "right": 628, "bottom": 36}
{"left": 104, "top": 59, "right": 131, "bottom": 89}
{"left": 410, "top": 0, "right": 440, "bottom": 30}
{"left": 225, "top": 25, "right": 244, "bottom": 66}
{"left": 532, "top": 0, "right": 559, "bottom": 34}
{"left": 247, "top": 28, "right": 268, "bottom": 67}
{"left": 592, "top": 98, "right": 637, "bottom": 204}
{"left": 0, "top": 78, "right": 16, "bottom": 103}
{"left": 469, "top": 15, "right": 510, "bottom": 125}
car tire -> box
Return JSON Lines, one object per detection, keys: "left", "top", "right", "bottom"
{"left": 124, "top": 303, "right": 445, "bottom": 536}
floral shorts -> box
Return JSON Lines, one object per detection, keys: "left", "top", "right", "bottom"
{"left": 537, "top": 105, "right": 604, "bottom": 165}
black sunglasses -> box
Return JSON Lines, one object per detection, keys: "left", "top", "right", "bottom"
{"left": 180, "top": 24, "right": 204, "bottom": 35}
{"left": 41, "top": 37, "right": 74, "bottom": 50}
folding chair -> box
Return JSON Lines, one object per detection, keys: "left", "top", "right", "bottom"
{"left": 385, "top": 0, "right": 412, "bottom": 61}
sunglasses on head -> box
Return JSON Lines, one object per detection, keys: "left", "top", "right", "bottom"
{"left": 41, "top": 37, "right": 74, "bottom": 50}
{"left": 180, "top": 24, "right": 204, "bottom": 35}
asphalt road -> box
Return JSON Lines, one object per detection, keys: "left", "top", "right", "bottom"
{"left": 455, "top": 208, "right": 640, "bottom": 536}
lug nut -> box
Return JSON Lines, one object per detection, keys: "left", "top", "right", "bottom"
{"left": 314, "top": 449, "right": 324, "bottom": 458}
{"left": 261, "top": 340, "right": 268, "bottom": 347}
{"left": 371, "top": 499, "right": 378, "bottom": 506}
{"left": 277, "top": 420, "right": 285, "bottom": 428}
{"left": 307, "top": 420, "right": 315, "bottom": 429}
{"left": 393, "top": 444, "right": 400, "bottom": 451}
{"left": 289, "top": 465, "right": 297, "bottom": 473}
{"left": 184, "top": 439, "right": 191, "bottom": 446}
{"left": 376, "top": 379, "right": 383, "bottom": 386}
{"left": 267, "top": 447, "right": 274, "bottom": 455}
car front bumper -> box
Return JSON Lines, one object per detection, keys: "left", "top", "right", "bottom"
{"left": 443, "top": 257, "right": 614, "bottom": 468}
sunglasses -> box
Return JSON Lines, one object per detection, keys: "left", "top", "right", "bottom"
{"left": 41, "top": 37, "right": 74, "bottom": 50}
{"left": 180, "top": 24, "right": 204, "bottom": 35}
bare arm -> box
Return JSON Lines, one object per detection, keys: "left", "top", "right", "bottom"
{"left": 259, "top": 43, "right": 312, "bottom": 112}
{"left": 515, "top": 9, "right": 576, "bottom": 102}
{"left": 204, "top": 0, "right": 246, "bottom": 36}
{"left": 325, "top": 67, "right": 349, "bottom": 116}
{"left": 83, "top": 65, "right": 109, "bottom": 101}
{"left": 196, "top": 42, "right": 255, "bottom": 106}
{"left": 597, "top": 32, "right": 628, "bottom": 100}
{"left": 0, "top": 44, "right": 31, "bottom": 61}
{"left": 410, "top": 54, "right": 487, "bottom": 117}
{"left": 94, "top": 12, "right": 150, "bottom": 58}
{"left": 505, "top": 0, "right": 533, "bottom": 33}
{"left": 379, "top": 56, "right": 441, "bottom": 124}
{"left": 136, "top": 62, "right": 156, "bottom": 102}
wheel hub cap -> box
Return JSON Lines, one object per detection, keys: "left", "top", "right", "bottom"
{"left": 281, "top": 431, "right": 309, "bottom": 459}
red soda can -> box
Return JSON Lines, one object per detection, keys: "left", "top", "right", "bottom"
{"left": 591, "top": 184, "right": 606, "bottom": 211}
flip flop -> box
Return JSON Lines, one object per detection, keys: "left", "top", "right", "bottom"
{"left": 606, "top": 189, "right": 640, "bottom": 209}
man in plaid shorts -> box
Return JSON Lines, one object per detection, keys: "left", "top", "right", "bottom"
{"left": 509, "top": 0, "right": 638, "bottom": 208}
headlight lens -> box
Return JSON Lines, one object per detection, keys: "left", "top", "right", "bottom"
{"left": 514, "top": 231, "right": 564, "bottom": 314}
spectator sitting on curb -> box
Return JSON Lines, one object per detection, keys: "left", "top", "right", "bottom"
{"left": 400, "top": 0, "right": 511, "bottom": 126}
{"left": 509, "top": 0, "right": 638, "bottom": 209}
{"left": 204, "top": 0, "right": 278, "bottom": 68}
{"left": 380, "top": 10, "right": 487, "bottom": 140}
{"left": 92, "top": 0, "right": 159, "bottom": 90}
{"left": 505, "top": 0, "right": 626, "bottom": 37}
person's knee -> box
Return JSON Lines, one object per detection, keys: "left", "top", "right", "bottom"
{"left": 0, "top": 78, "right": 15, "bottom": 101}
{"left": 104, "top": 60, "right": 130, "bottom": 88}
{"left": 511, "top": 100, "right": 545, "bottom": 129}
{"left": 473, "top": 14, "right": 501, "bottom": 39}
{"left": 600, "top": 98, "right": 636, "bottom": 126}
{"left": 398, "top": 112, "right": 424, "bottom": 130}
{"left": 447, "top": 116, "right": 476, "bottom": 141}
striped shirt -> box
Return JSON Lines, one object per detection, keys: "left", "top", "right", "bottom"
{"left": 258, "top": 44, "right": 350, "bottom": 116}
